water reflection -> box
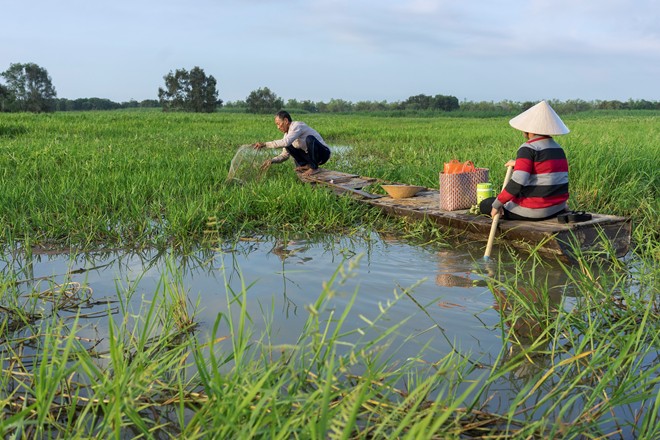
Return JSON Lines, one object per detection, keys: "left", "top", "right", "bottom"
{"left": 0, "top": 235, "right": 593, "bottom": 414}
{"left": 270, "top": 239, "right": 313, "bottom": 262}
{"left": 2, "top": 235, "right": 577, "bottom": 362}
{"left": 435, "top": 248, "right": 491, "bottom": 288}
{"left": 492, "top": 279, "right": 564, "bottom": 380}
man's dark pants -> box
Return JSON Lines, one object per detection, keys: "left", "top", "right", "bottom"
{"left": 285, "top": 135, "right": 331, "bottom": 169}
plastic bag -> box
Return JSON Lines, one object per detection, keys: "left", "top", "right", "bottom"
{"left": 443, "top": 160, "right": 476, "bottom": 174}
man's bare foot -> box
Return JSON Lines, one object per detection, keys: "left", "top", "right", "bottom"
{"left": 295, "top": 165, "right": 311, "bottom": 173}
{"left": 303, "top": 168, "right": 320, "bottom": 176}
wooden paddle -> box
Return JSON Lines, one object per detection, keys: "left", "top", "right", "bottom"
{"left": 484, "top": 165, "right": 514, "bottom": 260}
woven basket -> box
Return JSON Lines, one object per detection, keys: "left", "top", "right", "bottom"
{"left": 439, "top": 168, "right": 489, "bottom": 211}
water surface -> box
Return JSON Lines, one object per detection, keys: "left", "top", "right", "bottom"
{"left": 4, "top": 234, "right": 572, "bottom": 374}
{"left": 4, "top": 233, "right": 643, "bottom": 431}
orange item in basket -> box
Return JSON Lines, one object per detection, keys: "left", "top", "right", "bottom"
{"left": 443, "top": 160, "right": 476, "bottom": 174}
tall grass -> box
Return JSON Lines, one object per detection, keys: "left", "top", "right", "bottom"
{"left": 482, "top": 242, "right": 660, "bottom": 439}
{"left": 0, "top": 109, "right": 658, "bottom": 437}
{"left": 0, "top": 111, "right": 657, "bottom": 257}
{"left": 1, "top": 246, "right": 657, "bottom": 438}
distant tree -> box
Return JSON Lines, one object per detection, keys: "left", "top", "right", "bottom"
{"left": 121, "top": 99, "right": 139, "bottom": 109}
{"left": 284, "top": 98, "right": 318, "bottom": 113}
{"left": 0, "top": 84, "right": 10, "bottom": 112}
{"left": 223, "top": 100, "right": 247, "bottom": 110}
{"left": 139, "top": 99, "right": 160, "bottom": 108}
{"left": 65, "top": 98, "right": 114, "bottom": 111}
{"left": 404, "top": 94, "right": 433, "bottom": 110}
{"left": 326, "top": 98, "right": 353, "bottom": 113}
{"left": 628, "top": 99, "right": 658, "bottom": 110}
{"left": 596, "top": 100, "right": 627, "bottom": 110}
{"left": 432, "top": 94, "right": 459, "bottom": 111}
{"left": 85, "top": 97, "right": 121, "bottom": 110}
{"left": 521, "top": 101, "right": 535, "bottom": 111}
{"left": 158, "top": 69, "right": 186, "bottom": 111}
{"left": 299, "top": 100, "right": 319, "bottom": 113}
{"left": 158, "top": 66, "right": 219, "bottom": 112}
{"left": 245, "top": 87, "right": 283, "bottom": 114}
{"left": 54, "top": 97, "right": 163, "bottom": 111}
{"left": 188, "top": 66, "right": 221, "bottom": 112}
{"left": 1, "top": 62, "right": 57, "bottom": 112}
{"left": 402, "top": 94, "right": 458, "bottom": 111}
{"left": 286, "top": 98, "right": 301, "bottom": 109}
{"left": 553, "top": 99, "right": 592, "bottom": 114}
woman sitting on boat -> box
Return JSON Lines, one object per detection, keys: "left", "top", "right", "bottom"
{"left": 481, "top": 100, "right": 570, "bottom": 221}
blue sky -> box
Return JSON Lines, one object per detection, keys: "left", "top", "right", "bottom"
{"left": 3, "top": 0, "right": 659, "bottom": 103}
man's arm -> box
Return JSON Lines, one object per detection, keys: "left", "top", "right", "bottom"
{"left": 270, "top": 148, "right": 290, "bottom": 163}
{"left": 265, "top": 122, "right": 304, "bottom": 148}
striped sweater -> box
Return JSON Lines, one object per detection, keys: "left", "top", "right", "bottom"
{"left": 492, "top": 136, "right": 569, "bottom": 219}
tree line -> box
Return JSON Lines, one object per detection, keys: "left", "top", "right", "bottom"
{"left": 54, "top": 98, "right": 160, "bottom": 111}
{"left": 2, "top": 62, "right": 659, "bottom": 115}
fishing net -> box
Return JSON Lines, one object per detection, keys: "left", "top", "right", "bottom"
{"left": 226, "top": 144, "right": 271, "bottom": 183}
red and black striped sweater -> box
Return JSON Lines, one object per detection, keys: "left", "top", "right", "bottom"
{"left": 493, "top": 136, "right": 569, "bottom": 219}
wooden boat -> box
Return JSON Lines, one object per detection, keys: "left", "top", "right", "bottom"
{"left": 300, "top": 169, "right": 632, "bottom": 262}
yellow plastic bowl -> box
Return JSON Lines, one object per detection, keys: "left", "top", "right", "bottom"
{"left": 381, "top": 184, "right": 425, "bottom": 199}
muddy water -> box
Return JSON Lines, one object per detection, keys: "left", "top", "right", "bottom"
{"left": 3, "top": 234, "right": 577, "bottom": 413}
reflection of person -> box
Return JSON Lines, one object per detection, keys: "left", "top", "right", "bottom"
{"left": 492, "top": 283, "right": 563, "bottom": 379}
{"left": 480, "top": 101, "right": 569, "bottom": 220}
{"left": 253, "top": 110, "right": 331, "bottom": 176}
{"left": 434, "top": 249, "right": 491, "bottom": 288}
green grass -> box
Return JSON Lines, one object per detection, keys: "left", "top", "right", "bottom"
{"left": 0, "top": 110, "right": 658, "bottom": 256}
{"left": 1, "top": 110, "right": 658, "bottom": 438}
{"left": 1, "top": 247, "right": 658, "bottom": 438}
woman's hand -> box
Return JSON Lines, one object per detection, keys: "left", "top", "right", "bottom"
{"left": 505, "top": 160, "right": 515, "bottom": 168}
{"left": 253, "top": 142, "right": 266, "bottom": 150}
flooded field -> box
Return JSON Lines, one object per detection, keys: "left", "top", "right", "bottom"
{"left": 2, "top": 110, "right": 658, "bottom": 437}
{"left": 3, "top": 236, "right": 658, "bottom": 438}
{"left": 4, "top": 236, "right": 586, "bottom": 397}
{"left": 6, "top": 235, "right": 540, "bottom": 351}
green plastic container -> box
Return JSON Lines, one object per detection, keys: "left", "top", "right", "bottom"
{"left": 476, "top": 182, "right": 494, "bottom": 203}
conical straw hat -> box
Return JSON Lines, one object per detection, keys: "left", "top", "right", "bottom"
{"left": 509, "top": 100, "right": 570, "bottom": 135}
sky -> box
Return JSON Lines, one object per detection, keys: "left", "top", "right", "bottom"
{"left": 3, "top": 0, "right": 659, "bottom": 104}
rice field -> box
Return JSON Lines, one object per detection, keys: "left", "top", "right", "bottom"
{"left": 0, "top": 110, "right": 657, "bottom": 252}
{"left": 0, "top": 110, "right": 659, "bottom": 438}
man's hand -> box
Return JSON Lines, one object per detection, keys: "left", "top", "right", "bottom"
{"left": 253, "top": 142, "right": 266, "bottom": 150}
{"left": 260, "top": 159, "right": 272, "bottom": 171}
